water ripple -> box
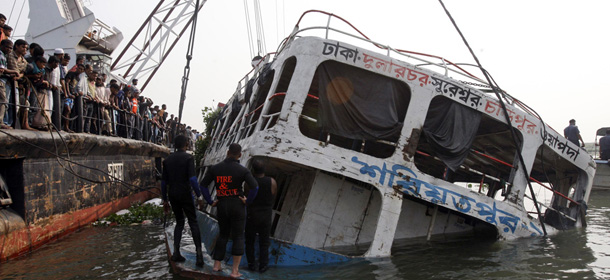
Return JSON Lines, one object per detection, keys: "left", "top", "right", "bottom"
{"left": 2, "top": 191, "right": 610, "bottom": 279}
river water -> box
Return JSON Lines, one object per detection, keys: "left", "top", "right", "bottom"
{"left": 1, "top": 190, "right": 609, "bottom": 280}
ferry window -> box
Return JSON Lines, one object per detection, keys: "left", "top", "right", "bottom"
{"left": 530, "top": 144, "right": 586, "bottom": 229}
{"left": 245, "top": 66, "right": 275, "bottom": 137}
{"left": 224, "top": 98, "right": 243, "bottom": 142}
{"left": 263, "top": 56, "right": 297, "bottom": 130}
{"left": 213, "top": 116, "right": 226, "bottom": 146}
{"left": 415, "top": 96, "right": 522, "bottom": 196}
{"left": 299, "top": 60, "right": 411, "bottom": 158}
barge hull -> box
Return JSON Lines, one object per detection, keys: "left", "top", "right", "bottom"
{"left": 0, "top": 189, "right": 157, "bottom": 261}
{"left": 0, "top": 131, "right": 169, "bottom": 262}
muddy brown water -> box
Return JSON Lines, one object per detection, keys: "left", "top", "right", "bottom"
{"left": 1, "top": 190, "right": 609, "bottom": 279}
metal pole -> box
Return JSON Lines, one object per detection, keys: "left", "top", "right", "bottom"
{"left": 426, "top": 205, "right": 439, "bottom": 241}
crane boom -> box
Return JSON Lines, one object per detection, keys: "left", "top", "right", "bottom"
{"left": 110, "top": 0, "right": 207, "bottom": 91}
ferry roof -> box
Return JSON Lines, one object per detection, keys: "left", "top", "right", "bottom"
{"left": 596, "top": 127, "right": 610, "bottom": 136}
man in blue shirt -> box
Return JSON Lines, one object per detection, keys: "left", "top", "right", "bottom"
{"left": 599, "top": 129, "right": 610, "bottom": 160}
{"left": 564, "top": 119, "right": 585, "bottom": 147}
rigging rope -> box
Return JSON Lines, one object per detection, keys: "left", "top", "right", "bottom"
{"left": 243, "top": 0, "right": 267, "bottom": 57}
{"left": 178, "top": 0, "right": 201, "bottom": 124}
{"left": 275, "top": 0, "right": 280, "bottom": 48}
{"left": 437, "top": 0, "right": 547, "bottom": 235}
{"left": 8, "top": 0, "right": 17, "bottom": 24}
{"left": 244, "top": 0, "right": 255, "bottom": 58}
{"left": 254, "top": 0, "right": 266, "bottom": 55}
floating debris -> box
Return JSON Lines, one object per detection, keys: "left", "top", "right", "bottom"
{"left": 94, "top": 199, "right": 165, "bottom": 226}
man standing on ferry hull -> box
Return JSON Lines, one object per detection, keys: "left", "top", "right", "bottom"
{"left": 599, "top": 129, "right": 610, "bottom": 160}
{"left": 245, "top": 159, "right": 277, "bottom": 273}
{"left": 162, "top": 135, "right": 214, "bottom": 267}
{"left": 200, "top": 143, "right": 258, "bottom": 278}
{"left": 564, "top": 119, "right": 585, "bottom": 148}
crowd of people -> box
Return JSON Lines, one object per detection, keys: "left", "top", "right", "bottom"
{"left": 0, "top": 13, "right": 202, "bottom": 148}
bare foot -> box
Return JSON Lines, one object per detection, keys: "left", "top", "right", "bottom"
{"left": 229, "top": 272, "right": 242, "bottom": 278}
{"left": 0, "top": 124, "right": 12, "bottom": 129}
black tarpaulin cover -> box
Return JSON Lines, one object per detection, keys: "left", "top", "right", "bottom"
{"left": 423, "top": 97, "right": 481, "bottom": 171}
{"left": 317, "top": 61, "right": 410, "bottom": 141}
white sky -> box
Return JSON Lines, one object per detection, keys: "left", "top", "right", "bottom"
{"left": 6, "top": 0, "right": 609, "bottom": 142}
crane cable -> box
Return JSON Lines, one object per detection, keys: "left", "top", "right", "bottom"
{"left": 253, "top": 0, "right": 267, "bottom": 55}
{"left": 11, "top": 0, "right": 27, "bottom": 36}
{"left": 243, "top": 0, "right": 267, "bottom": 57}
{"left": 437, "top": 0, "right": 547, "bottom": 236}
{"left": 244, "top": 0, "right": 255, "bottom": 58}
{"left": 177, "top": 0, "right": 201, "bottom": 124}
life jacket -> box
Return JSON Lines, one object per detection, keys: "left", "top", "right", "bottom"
{"left": 131, "top": 98, "right": 138, "bottom": 114}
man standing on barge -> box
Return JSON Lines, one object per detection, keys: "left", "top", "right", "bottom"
{"left": 162, "top": 135, "right": 214, "bottom": 267}
{"left": 599, "top": 129, "right": 610, "bottom": 160}
{"left": 200, "top": 143, "right": 258, "bottom": 278}
{"left": 564, "top": 119, "right": 585, "bottom": 147}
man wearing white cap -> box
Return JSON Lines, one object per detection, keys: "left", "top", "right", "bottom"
{"left": 47, "top": 48, "right": 65, "bottom": 120}
{"left": 53, "top": 49, "right": 68, "bottom": 103}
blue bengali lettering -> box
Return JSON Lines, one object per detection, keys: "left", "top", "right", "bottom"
{"left": 351, "top": 156, "right": 522, "bottom": 234}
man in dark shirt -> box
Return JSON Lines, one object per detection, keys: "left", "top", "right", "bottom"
{"left": 245, "top": 159, "right": 277, "bottom": 273}
{"left": 200, "top": 143, "right": 258, "bottom": 278}
{"left": 599, "top": 129, "right": 610, "bottom": 160}
{"left": 162, "top": 135, "right": 214, "bottom": 267}
{"left": 564, "top": 119, "right": 585, "bottom": 147}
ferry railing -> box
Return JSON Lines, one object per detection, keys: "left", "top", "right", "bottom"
{"left": 415, "top": 149, "right": 580, "bottom": 223}
{"left": 210, "top": 89, "right": 290, "bottom": 153}
{"left": 280, "top": 10, "right": 485, "bottom": 84}
{"left": 524, "top": 194, "right": 576, "bottom": 222}
{"left": 1, "top": 79, "right": 19, "bottom": 129}
{"left": 469, "top": 149, "right": 579, "bottom": 206}
{"left": 205, "top": 53, "right": 279, "bottom": 155}
{"left": 210, "top": 91, "right": 274, "bottom": 150}
{"left": 260, "top": 112, "right": 281, "bottom": 131}
{"left": 232, "top": 53, "right": 277, "bottom": 98}
{"left": 1, "top": 78, "right": 167, "bottom": 146}
{"left": 279, "top": 10, "right": 542, "bottom": 122}
{"left": 416, "top": 148, "right": 580, "bottom": 206}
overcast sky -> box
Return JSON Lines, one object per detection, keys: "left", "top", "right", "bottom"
{"left": 6, "top": 0, "right": 609, "bottom": 142}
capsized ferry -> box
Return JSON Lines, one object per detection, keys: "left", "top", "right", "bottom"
{"left": 193, "top": 10, "right": 595, "bottom": 268}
